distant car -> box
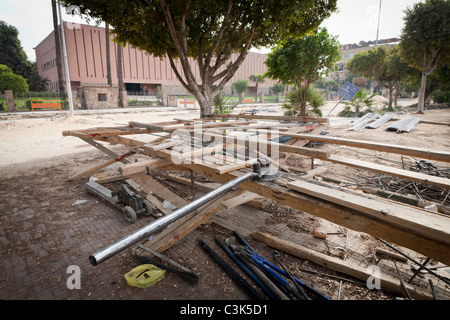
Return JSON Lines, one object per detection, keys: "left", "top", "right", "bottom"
{"left": 245, "top": 109, "right": 260, "bottom": 115}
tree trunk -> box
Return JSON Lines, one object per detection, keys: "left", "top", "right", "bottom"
{"left": 117, "top": 44, "right": 126, "bottom": 107}
{"left": 388, "top": 84, "right": 393, "bottom": 109}
{"left": 51, "top": 0, "right": 65, "bottom": 100}
{"left": 418, "top": 71, "right": 428, "bottom": 114}
{"left": 105, "top": 24, "right": 112, "bottom": 86}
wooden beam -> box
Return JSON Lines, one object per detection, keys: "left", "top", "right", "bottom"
{"left": 174, "top": 162, "right": 450, "bottom": 265}
{"left": 250, "top": 232, "right": 433, "bottom": 300}
{"left": 287, "top": 179, "right": 450, "bottom": 244}
{"left": 211, "top": 114, "right": 329, "bottom": 124}
{"left": 118, "top": 158, "right": 171, "bottom": 176}
{"left": 80, "top": 138, "right": 131, "bottom": 164}
{"left": 221, "top": 191, "right": 261, "bottom": 209}
{"left": 136, "top": 189, "right": 242, "bottom": 255}
{"left": 282, "top": 133, "right": 450, "bottom": 163}
{"left": 69, "top": 150, "right": 135, "bottom": 180}
{"left": 130, "top": 173, "right": 188, "bottom": 208}
{"left": 325, "top": 155, "right": 450, "bottom": 190}
{"left": 187, "top": 133, "right": 330, "bottom": 159}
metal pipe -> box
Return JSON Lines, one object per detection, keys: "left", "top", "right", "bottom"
{"left": 89, "top": 171, "right": 256, "bottom": 266}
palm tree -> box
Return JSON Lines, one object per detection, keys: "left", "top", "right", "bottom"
{"left": 282, "top": 87, "right": 325, "bottom": 117}
{"left": 249, "top": 74, "right": 265, "bottom": 102}
{"left": 105, "top": 23, "right": 112, "bottom": 86}
{"left": 117, "top": 43, "right": 125, "bottom": 107}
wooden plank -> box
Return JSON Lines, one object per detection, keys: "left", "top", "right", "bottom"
{"left": 118, "top": 158, "right": 171, "bottom": 176}
{"left": 69, "top": 150, "right": 135, "bottom": 180}
{"left": 221, "top": 191, "right": 261, "bottom": 209}
{"left": 286, "top": 179, "right": 450, "bottom": 243}
{"left": 176, "top": 162, "right": 450, "bottom": 265}
{"left": 129, "top": 120, "right": 255, "bottom": 133}
{"left": 147, "top": 139, "right": 185, "bottom": 151}
{"left": 80, "top": 138, "right": 130, "bottom": 164}
{"left": 166, "top": 174, "right": 264, "bottom": 209}
{"left": 187, "top": 133, "right": 330, "bottom": 159}
{"left": 130, "top": 173, "right": 188, "bottom": 208}
{"left": 171, "top": 144, "right": 224, "bottom": 163}
{"left": 250, "top": 232, "right": 433, "bottom": 300}
{"left": 326, "top": 155, "right": 450, "bottom": 190}
{"left": 215, "top": 158, "right": 258, "bottom": 174}
{"left": 211, "top": 114, "right": 330, "bottom": 124}
{"left": 136, "top": 189, "right": 242, "bottom": 255}
{"left": 302, "top": 166, "right": 328, "bottom": 179}
{"left": 125, "top": 178, "right": 172, "bottom": 215}
{"left": 283, "top": 133, "right": 450, "bottom": 163}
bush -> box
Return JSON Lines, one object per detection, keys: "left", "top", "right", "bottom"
{"left": 338, "top": 90, "right": 375, "bottom": 117}
{"left": 282, "top": 87, "right": 325, "bottom": 117}
{"left": 0, "top": 72, "right": 28, "bottom": 93}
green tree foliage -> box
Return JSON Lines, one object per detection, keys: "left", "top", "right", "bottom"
{"left": 282, "top": 87, "right": 325, "bottom": 117}
{"left": 62, "top": 0, "right": 337, "bottom": 116}
{"left": 232, "top": 79, "right": 249, "bottom": 102}
{"left": 399, "top": 0, "right": 450, "bottom": 113}
{"left": 270, "top": 83, "right": 285, "bottom": 95}
{"left": 0, "top": 64, "right": 29, "bottom": 93}
{"left": 264, "top": 27, "right": 340, "bottom": 116}
{"left": 0, "top": 21, "right": 49, "bottom": 91}
{"left": 347, "top": 46, "right": 415, "bottom": 108}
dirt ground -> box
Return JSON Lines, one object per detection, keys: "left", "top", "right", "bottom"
{"left": 0, "top": 101, "right": 449, "bottom": 303}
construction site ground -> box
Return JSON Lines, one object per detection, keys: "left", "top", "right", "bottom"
{"left": 1, "top": 100, "right": 449, "bottom": 304}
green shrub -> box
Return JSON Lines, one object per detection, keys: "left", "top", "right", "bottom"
{"left": 0, "top": 72, "right": 28, "bottom": 93}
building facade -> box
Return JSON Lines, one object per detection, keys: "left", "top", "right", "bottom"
{"left": 327, "top": 38, "right": 400, "bottom": 85}
{"left": 35, "top": 22, "right": 275, "bottom": 103}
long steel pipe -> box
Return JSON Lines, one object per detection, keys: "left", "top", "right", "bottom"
{"left": 89, "top": 171, "right": 256, "bottom": 266}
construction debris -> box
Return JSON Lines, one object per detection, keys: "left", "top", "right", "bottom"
{"left": 59, "top": 113, "right": 450, "bottom": 300}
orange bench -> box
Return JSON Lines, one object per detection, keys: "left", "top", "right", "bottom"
{"left": 31, "top": 100, "right": 61, "bottom": 112}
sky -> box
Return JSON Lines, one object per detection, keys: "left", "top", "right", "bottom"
{"left": 0, "top": 0, "right": 422, "bottom": 62}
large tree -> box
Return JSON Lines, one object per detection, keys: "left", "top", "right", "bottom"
{"left": 399, "top": 0, "right": 450, "bottom": 113}
{"left": 347, "top": 46, "right": 414, "bottom": 109}
{"left": 62, "top": 0, "right": 337, "bottom": 116}
{"left": 264, "top": 27, "right": 340, "bottom": 116}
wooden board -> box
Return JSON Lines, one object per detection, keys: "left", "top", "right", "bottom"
{"left": 287, "top": 179, "right": 450, "bottom": 245}
{"left": 326, "top": 155, "right": 450, "bottom": 190}
{"left": 130, "top": 173, "right": 188, "bottom": 208}
{"left": 283, "top": 133, "right": 450, "bottom": 163}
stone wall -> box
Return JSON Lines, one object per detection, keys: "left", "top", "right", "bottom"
{"left": 80, "top": 85, "right": 119, "bottom": 109}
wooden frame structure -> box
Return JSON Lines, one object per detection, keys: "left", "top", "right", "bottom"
{"left": 62, "top": 115, "right": 450, "bottom": 267}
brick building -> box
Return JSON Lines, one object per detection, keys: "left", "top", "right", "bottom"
{"left": 34, "top": 22, "right": 275, "bottom": 107}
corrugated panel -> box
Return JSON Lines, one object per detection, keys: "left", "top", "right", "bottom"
{"left": 348, "top": 113, "right": 380, "bottom": 131}
{"left": 365, "top": 113, "right": 395, "bottom": 129}
{"left": 386, "top": 116, "right": 421, "bottom": 133}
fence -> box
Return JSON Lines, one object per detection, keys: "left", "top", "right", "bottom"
{"left": 0, "top": 90, "right": 287, "bottom": 112}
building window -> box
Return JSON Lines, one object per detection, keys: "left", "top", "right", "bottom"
{"left": 98, "top": 93, "right": 107, "bottom": 101}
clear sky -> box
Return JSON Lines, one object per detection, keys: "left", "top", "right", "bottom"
{"left": 0, "top": 0, "right": 422, "bottom": 62}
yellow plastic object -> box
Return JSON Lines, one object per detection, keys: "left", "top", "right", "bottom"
{"left": 124, "top": 264, "right": 166, "bottom": 288}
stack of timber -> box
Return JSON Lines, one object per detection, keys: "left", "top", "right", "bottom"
{"left": 62, "top": 114, "right": 450, "bottom": 279}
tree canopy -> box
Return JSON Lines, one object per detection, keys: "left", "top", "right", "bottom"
{"left": 399, "top": 0, "right": 450, "bottom": 112}
{"left": 63, "top": 0, "right": 337, "bottom": 116}
{"left": 264, "top": 27, "right": 340, "bottom": 116}
{"left": 0, "top": 64, "right": 28, "bottom": 93}
{"left": 0, "top": 21, "right": 49, "bottom": 91}
{"left": 347, "top": 46, "right": 415, "bottom": 108}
